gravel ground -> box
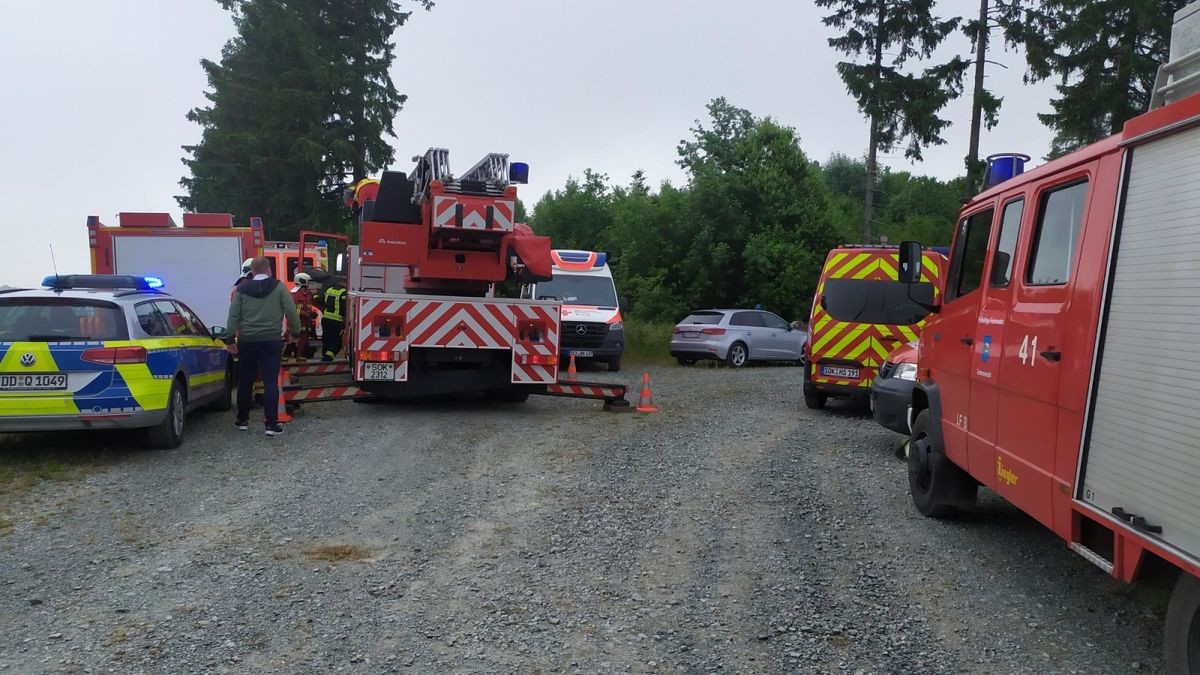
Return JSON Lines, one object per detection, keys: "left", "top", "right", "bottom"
{"left": 0, "top": 363, "right": 1171, "bottom": 674}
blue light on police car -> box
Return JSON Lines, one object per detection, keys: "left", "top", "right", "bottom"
{"left": 143, "top": 276, "right": 165, "bottom": 289}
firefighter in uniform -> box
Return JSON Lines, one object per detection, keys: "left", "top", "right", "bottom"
{"left": 321, "top": 278, "right": 347, "bottom": 362}
{"left": 286, "top": 272, "right": 318, "bottom": 359}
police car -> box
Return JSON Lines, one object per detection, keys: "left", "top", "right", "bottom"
{"left": 0, "top": 275, "right": 233, "bottom": 448}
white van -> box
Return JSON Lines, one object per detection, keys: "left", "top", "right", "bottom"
{"left": 526, "top": 250, "right": 624, "bottom": 371}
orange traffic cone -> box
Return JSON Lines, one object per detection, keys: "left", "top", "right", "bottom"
{"left": 567, "top": 353, "right": 578, "bottom": 381}
{"left": 276, "top": 369, "right": 293, "bottom": 423}
{"left": 636, "top": 372, "right": 658, "bottom": 413}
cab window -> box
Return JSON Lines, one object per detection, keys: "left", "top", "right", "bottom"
{"left": 135, "top": 302, "right": 172, "bottom": 337}
{"left": 1028, "top": 180, "right": 1088, "bottom": 286}
{"left": 286, "top": 256, "right": 315, "bottom": 282}
{"left": 990, "top": 199, "right": 1024, "bottom": 287}
{"left": 948, "top": 208, "right": 994, "bottom": 301}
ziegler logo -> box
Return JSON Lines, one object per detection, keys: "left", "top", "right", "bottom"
{"left": 376, "top": 238, "right": 407, "bottom": 246}
{"left": 996, "top": 456, "right": 1019, "bottom": 486}
{"left": 19, "top": 353, "right": 36, "bottom": 367}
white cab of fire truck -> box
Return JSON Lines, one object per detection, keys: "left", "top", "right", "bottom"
{"left": 524, "top": 251, "right": 624, "bottom": 372}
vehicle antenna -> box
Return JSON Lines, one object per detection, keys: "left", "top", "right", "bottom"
{"left": 49, "top": 243, "right": 60, "bottom": 282}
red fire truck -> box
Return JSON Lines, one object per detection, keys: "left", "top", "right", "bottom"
{"left": 88, "top": 212, "right": 264, "bottom": 329}
{"left": 896, "top": 5, "right": 1200, "bottom": 670}
{"left": 333, "top": 150, "right": 626, "bottom": 405}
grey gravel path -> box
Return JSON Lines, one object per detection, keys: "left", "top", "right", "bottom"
{"left": 0, "top": 364, "right": 1169, "bottom": 673}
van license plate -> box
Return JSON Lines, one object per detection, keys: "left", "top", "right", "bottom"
{"left": 570, "top": 350, "right": 593, "bottom": 358}
{"left": 0, "top": 373, "right": 68, "bottom": 391}
{"left": 363, "top": 363, "right": 395, "bottom": 381}
{"left": 820, "top": 366, "right": 860, "bottom": 379}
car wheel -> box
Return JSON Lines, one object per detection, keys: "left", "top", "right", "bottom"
{"left": 907, "top": 410, "right": 976, "bottom": 518}
{"left": 607, "top": 358, "right": 621, "bottom": 373}
{"left": 676, "top": 357, "right": 696, "bottom": 366}
{"left": 726, "top": 342, "right": 748, "bottom": 369}
{"left": 1166, "top": 572, "right": 1200, "bottom": 675}
{"left": 146, "top": 378, "right": 186, "bottom": 449}
{"left": 209, "top": 365, "right": 233, "bottom": 412}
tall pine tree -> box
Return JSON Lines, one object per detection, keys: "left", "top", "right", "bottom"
{"left": 1024, "top": 0, "right": 1185, "bottom": 157}
{"left": 178, "top": 0, "right": 431, "bottom": 238}
{"left": 817, "top": 0, "right": 967, "bottom": 241}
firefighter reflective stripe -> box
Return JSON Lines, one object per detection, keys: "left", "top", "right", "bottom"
{"left": 323, "top": 288, "right": 347, "bottom": 322}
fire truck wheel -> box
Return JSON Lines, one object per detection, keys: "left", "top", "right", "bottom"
{"left": 726, "top": 342, "right": 749, "bottom": 369}
{"left": 146, "top": 379, "right": 186, "bottom": 450}
{"left": 1166, "top": 571, "right": 1200, "bottom": 674}
{"left": 908, "top": 410, "right": 975, "bottom": 518}
{"left": 209, "top": 365, "right": 233, "bottom": 412}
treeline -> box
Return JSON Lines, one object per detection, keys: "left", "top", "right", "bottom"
{"left": 529, "top": 99, "right": 963, "bottom": 324}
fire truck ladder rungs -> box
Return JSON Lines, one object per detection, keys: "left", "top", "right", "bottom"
{"left": 458, "top": 153, "right": 510, "bottom": 185}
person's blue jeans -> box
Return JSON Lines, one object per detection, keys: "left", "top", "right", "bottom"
{"left": 236, "top": 339, "right": 283, "bottom": 426}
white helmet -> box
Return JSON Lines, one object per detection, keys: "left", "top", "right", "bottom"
{"left": 294, "top": 272, "right": 311, "bottom": 286}
{"left": 241, "top": 258, "right": 254, "bottom": 276}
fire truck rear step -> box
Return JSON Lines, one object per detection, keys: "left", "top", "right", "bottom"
{"left": 283, "top": 360, "right": 350, "bottom": 377}
{"left": 1069, "top": 542, "right": 1116, "bottom": 576}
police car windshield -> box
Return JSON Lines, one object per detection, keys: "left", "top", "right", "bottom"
{"left": 0, "top": 299, "right": 128, "bottom": 342}
{"left": 536, "top": 275, "right": 618, "bottom": 307}
{"left": 822, "top": 279, "right": 934, "bottom": 326}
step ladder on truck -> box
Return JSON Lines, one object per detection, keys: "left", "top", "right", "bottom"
{"left": 894, "top": 4, "right": 1200, "bottom": 671}
{"left": 281, "top": 150, "right": 630, "bottom": 412}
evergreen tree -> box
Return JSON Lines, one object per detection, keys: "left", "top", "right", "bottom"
{"left": 962, "top": 0, "right": 1027, "bottom": 196}
{"left": 1024, "top": 0, "right": 1185, "bottom": 156}
{"left": 178, "top": 0, "right": 431, "bottom": 239}
{"left": 816, "top": 0, "right": 968, "bottom": 241}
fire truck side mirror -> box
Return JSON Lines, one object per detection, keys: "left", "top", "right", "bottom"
{"left": 898, "top": 241, "right": 923, "bottom": 285}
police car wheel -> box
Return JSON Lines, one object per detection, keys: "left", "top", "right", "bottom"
{"left": 1166, "top": 572, "right": 1200, "bottom": 675}
{"left": 209, "top": 366, "right": 233, "bottom": 412}
{"left": 146, "top": 380, "right": 186, "bottom": 449}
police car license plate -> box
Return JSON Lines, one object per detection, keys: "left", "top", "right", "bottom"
{"left": 820, "top": 366, "right": 860, "bottom": 379}
{"left": 0, "top": 373, "right": 68, "bottom": 391}
{"left": 363, "top": 363, "right": 394, "bottom": 381}
{"left": 570, "top": 350, "right": 594, "bottom": 358}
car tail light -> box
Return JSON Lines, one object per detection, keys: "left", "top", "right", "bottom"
{"left": 700, "top": 327, "right": 726, "bottom": 336}
{"left": 81, "top": 346, "right": 148, "bottom": 364}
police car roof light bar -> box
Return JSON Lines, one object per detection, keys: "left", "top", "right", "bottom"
{"left": 42, "top": 274, "right": 164, "bottom": 291}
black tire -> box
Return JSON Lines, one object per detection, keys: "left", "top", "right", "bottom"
{"left": 803, "top": 385, "right": 827, "bottom": 410}
{"left": 1167, "top": 572, "right": 1200, "bottom": 675}
{"left": 208, "top": 365, "right": 233, "bottom": 412}
{"left": 907, "top": 410, "right": 976, "bottom": 518}
{"left": 146, "top": 378, "right": 186, "bottom": 449}
{"left": 607, "top": 358, "right": 621, "bottom": 373}
{"left": 726, "top": 342, "right": 749, "bottom": 369}
{"left": 676, "top": 357, "right": 696, "bottom": 366}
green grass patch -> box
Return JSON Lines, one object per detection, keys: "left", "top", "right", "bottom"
{"left": 0, "top": 446, "right": 100, "bottom": 500}
{"left": 623, "top": 320, "right": 675, "bottom": 363}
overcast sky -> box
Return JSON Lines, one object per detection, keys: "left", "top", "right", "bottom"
{"left": 0, "top": 0, "right": 1058, "bottom": 287}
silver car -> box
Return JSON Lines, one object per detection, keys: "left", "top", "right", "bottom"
{"left": 668, "top": 309, "right": 807, "bottom": 368}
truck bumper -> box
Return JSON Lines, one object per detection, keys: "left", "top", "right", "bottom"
{"left": 870, "top": 376, "right": 914, "bottom": 435}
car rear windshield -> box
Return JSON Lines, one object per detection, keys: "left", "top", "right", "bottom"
{"left": 680, "top": 312, "right": 723, "bottom": 325}
{"left": 822, "top": 279, "right": 934, "bottom": 326}
{"left": 0, "top": 298, "right": 128, "bottom": 341}
{"left": 535, "top": 275, "right": 618, "bottom": 307}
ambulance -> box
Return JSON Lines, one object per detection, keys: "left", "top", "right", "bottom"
{"left": 525, "top": 250, "right": 624, "bottom": 372}
{"left": 804, "top": 245, "right": 946, "bottom": 410}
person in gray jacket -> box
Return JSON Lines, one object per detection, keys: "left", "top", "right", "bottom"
{"left": 226, "top": 257, "right": 301, "bottom": 436}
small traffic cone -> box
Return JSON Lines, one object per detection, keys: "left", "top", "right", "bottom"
{"left": 636, "top": 372, "right": 658, "bottom": 413}
{"left": 276, "top": 369, "right": 294, "bottom": 423}
{"left": 567, "top": 353, "right": 578, "bottom": 381}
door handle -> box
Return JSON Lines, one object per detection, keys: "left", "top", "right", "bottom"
{"left": 1040, "top": 350, "right": 1062, "bottom": 362}
{"left": 959, "top": 337, "right": 973, "bottom": 346}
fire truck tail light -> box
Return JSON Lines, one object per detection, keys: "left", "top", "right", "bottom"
{"left": 357, "top": 350, "right": 401, "bottom": 363}
{"left": 521, "top": 354, "right": 558, "bottom": 366}
{"left": 81, "top": 346, "right": 148, "bottom": 365}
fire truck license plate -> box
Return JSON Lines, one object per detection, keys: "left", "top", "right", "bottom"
{"left": 363, "top": 363, "right": 395, "bottom": 381}
{"left": 820, "top": 366, "right": 860, "bottom": 379}
{"left": 0, "top": 373, "right": 68, "bottom": 391}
